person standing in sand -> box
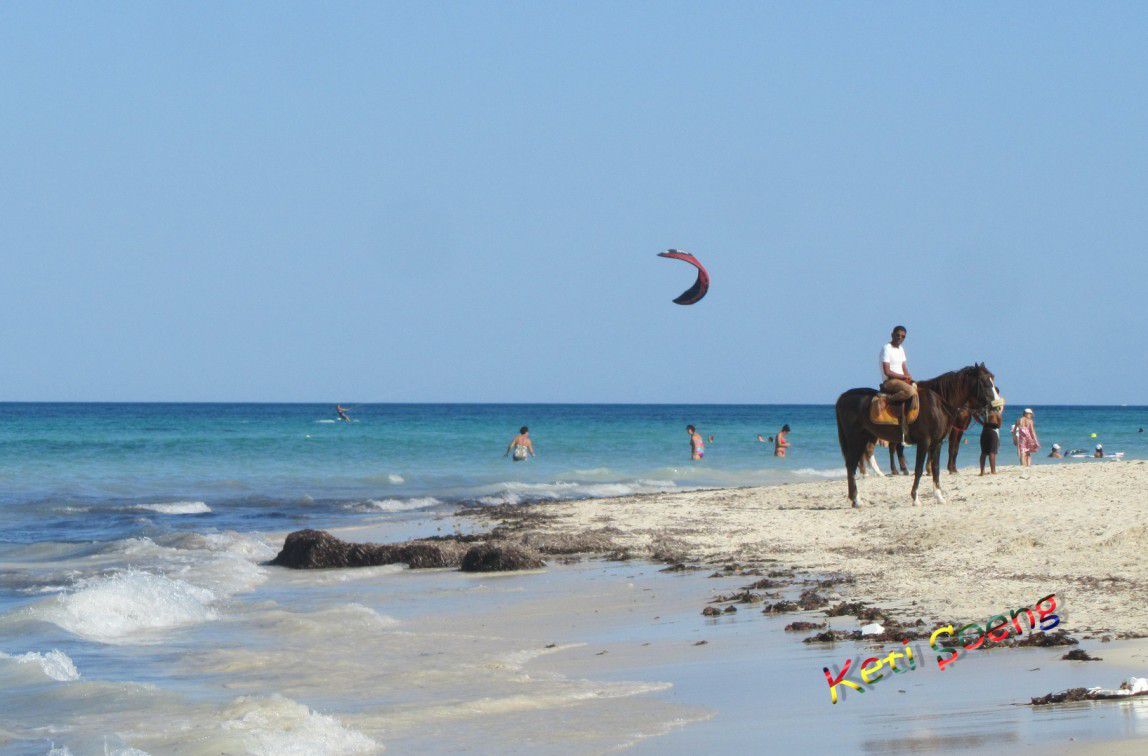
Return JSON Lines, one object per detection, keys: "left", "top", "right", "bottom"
{"left": 505, "top": 426, "right": 535, "bottom": 462}
{"left": 1015, "top": 409, "right": 1040, "bottom": 467}
{"left": 979, "top": 414, "right": 1001, "bottom": 475}
{"left": 687, "top": 425, "right": 705, "bottom": 461}
{"left": 774, "top": 425, "right": 790, "bottom": 458}
{"left": 880, "top": 326, "right": 916, "bottom": 444}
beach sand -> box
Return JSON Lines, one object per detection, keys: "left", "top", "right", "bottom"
{"left": 472, "top": 461, "right": 1148, "bottom": 639}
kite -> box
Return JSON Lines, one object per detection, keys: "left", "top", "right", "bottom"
{"left": 657, "top": 249, "right": 710, "bottom": 305}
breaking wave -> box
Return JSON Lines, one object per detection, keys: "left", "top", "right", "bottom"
{"left": 352, "top": 497, "right": 442, "bottom": 513}
{"left": 218, "top": 694, "right": 379, "bottom": 754}
{"left": 0, "top": 649, "right": 81, "bottom": 681}
{"left": 473, "top": 479, "right": 679, "bottom": 506}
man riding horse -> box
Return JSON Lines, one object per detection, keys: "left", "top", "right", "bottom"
{"left": 879, "top": 325, "right": 916, "bottom": 444}
{"left": 836, "top": 329, "right": 1001, "bottom": 508}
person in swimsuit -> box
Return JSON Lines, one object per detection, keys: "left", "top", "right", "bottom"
{"left": 687, "top": 425, "right": 705, "bottom": 460}
{"left": 336, "top": 405, "right": 351, "bottom": 422}
{"left": 774, "top": 425, "right": 790, "bottom": 458}
{"left": 505, "top": 426, "right": 535, "bottom": 462}
{"left": 1094, "top": 444, "right": 1104, "bottom": 458}
{"left": 1048, "top": 444, "right": 1062, "bottom": 459}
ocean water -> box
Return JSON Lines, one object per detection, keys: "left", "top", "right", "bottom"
{"left": 1, "top": 403, "right": 1145, "bottom": 753}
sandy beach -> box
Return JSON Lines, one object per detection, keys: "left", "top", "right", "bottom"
{"left": 472, "top": 461, "right": 1148, "bottom": 639}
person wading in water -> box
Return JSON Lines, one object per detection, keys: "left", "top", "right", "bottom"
{"left": 880, "top": 325, "right": 917, "bottom": 444}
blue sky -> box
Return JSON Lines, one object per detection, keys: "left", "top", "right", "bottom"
{"left": 2, "top": 2, "right": 1146, "bottom": 403}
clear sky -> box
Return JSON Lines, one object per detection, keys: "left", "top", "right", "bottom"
{"left": 2, "top": 2, "right": 1146, "bottom": 404}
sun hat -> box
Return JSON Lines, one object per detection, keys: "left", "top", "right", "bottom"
{"left": 1023, "top": 408, "right": 1034, "bottom": 415}
{"left": 1052, "top": 443, "right": 1061, "bottom": 450}
{"left": 1096, "top": 444, "right": 1103, "bottom": 450}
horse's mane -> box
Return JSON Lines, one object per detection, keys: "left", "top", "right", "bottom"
{"left": 917, "top": 365, "right": 982, "bottom": 407}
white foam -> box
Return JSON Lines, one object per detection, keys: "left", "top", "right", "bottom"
{"left": 132, "top": 501, "right": 212, "bottom": 515}
{"left": 0, "top": 649, "right": 81, "bottom": 681}
{"left": 388, "top": 473, "right": 405, "bottom": 484}
{"left": 792, "top": 468, "right": 844, "bottom": 479}
{"left": 358, "top": 497, "right": 441, "bottom": 513}
{"left": 34, "top": 569, "right": 218, "bottom": 644}
{"left": 473, "top": 479, "right": 680, "bottom": 506}
{"left": 220, "top": 694, "right": 379, "bottom": 754}
{"left": 315, "top": 419, "right": 338, "bottom": 423}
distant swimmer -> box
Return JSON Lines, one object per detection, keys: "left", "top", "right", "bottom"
{"left": 1094, "top": 444, "right": 1104, "bottom": 459}
{"left": 687, "top": 425, "right": 705, "bottom": 461}
{"left": 708, "top": 435, "right": 715, "bottom": 444}
{"left": 505, "top": 426, "right": 535, "bottom": 462}
{"left": 336, "top": 405, "right": 351, "bottom": 422}
{"left": 774, "top": 424, "right": 791, "bottom": 458}
{"left": 1048, "top": 443, "right": 1062, "bottom": 459}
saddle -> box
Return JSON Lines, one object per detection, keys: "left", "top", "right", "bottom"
{"left": 870, "top": 394, "right": 920, "bottom": 426}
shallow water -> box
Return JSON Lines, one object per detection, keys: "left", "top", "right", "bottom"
{"left": 2, "top": 513, "right": 1145, "bottom": 753}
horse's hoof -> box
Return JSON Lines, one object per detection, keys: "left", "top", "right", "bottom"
{"left": 934, "top": 491, "right": 946, "bottom": 505}
{"left": 852, "top": 501, "right": 861, "bottom": 509}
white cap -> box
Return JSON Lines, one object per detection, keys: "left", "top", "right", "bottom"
{"left": 1096, "top": 444, "right": 1103, "bottom": 450}
{"left": 1052, "top": 443, "right": 1060, "bottom": 449}
{"left": 1024, "top": 408, "right": 1034, "bottom": 415}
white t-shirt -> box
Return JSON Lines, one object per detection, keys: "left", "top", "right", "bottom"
{"left": 879, "top": 343, "right": 907, "bottom": 383}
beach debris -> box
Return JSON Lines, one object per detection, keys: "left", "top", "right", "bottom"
{"left": 545, "top": 643, "right": 557, "bottom": 648}
{"left": 826, "top": 601, "right": 886, "bottom": 622}
{"left": 804, "top": 630, "right": 863, "bottom": 644}
{"left": 797, "top": 589, "right": 829, "bottom": 610}
{"left": 784, "top": 621, "right": 827, "bottom": 633}
{"left": 269, "top": 529, "right": 470, "bottom": 569}
{"left": 743, "top": 578, "right": 782, "bottom": 590}
{"left": 709, "top": 591, "right": 764, "bottom": 604}
{"left": 595, "top": 650, "right": 608, "bottom": 656}
{"left": 1000, "top": 629, "right": 1078, "bottom": 648}
{"left": 460, "top": 544, "right": 545, "bottom": 572}
{"left": 762, "top": 600, "right": 799, "bottom": 614}
{"left": 1061, "top": 649, "right": 1101, "bottom": 661}
{"left": 694, "top": 640, "right": 708, "bottom": 646}
{"left": 723, "top": 605, "right": 737, "bottom": 613}
{"left": 657, "top": 249, "right": 710, "bottom": 305}
{"left": 521, "top": 531, "right": 618, "bottom": 555}
{"left": 1031, "top": 678, "right": 1148, "bottom": 705}
{"left": 860, "top": 623, "right": 885, "bottom": 636}
{"left": 660, "top": 563, "right": 701, "bottom": 573}
{"left": 702, "top": 606, "right": 722, "bottom": 617}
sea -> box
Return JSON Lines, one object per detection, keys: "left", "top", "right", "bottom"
{"left": 1, "top": 403, "right": 1145, "bottom": 754}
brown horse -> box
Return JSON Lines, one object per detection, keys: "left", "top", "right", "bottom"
{"left": 836, "top": 364, "right": 1000, "bottom": 508}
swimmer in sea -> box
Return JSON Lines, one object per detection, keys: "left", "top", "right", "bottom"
{"left": 774, "top": 425, "right": 791, "bottom": 458}
{"left": 688, "top": 425, "right": 705, "bottom": 461}
{"left": 336, "top": 405, "right": 351, "bottom": 422}
{"left": 505, "top": 426, "right": 535, "bottom": 462}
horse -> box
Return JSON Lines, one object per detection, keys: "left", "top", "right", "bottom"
{"left": 835, "top": 363, "right": 1000, "bottom": 508}
{"left": 946, "top": 408, "right": 972, "bottom": 474}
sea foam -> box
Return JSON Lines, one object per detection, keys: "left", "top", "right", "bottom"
{"left": 0, "top": 649, "right": 81, "bottom": 681}
{"left": 219, "top": 694, "right": 379, "bottom": 755}
{"left": 132, "top": 501, "right": 212, "bottom": 515}
{"left": 34, "top": 569, "right": 218, "bottom": 643}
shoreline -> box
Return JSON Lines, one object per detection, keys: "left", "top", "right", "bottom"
{"left": 454, "top": 461, "right": 1148, "bottom": 639}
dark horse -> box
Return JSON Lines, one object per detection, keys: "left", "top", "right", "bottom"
{"left": 836, "top": 364, "right": 1000, "bottom": 508}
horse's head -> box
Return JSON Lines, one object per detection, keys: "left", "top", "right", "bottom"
{"left": 970, "top": 363, "right": 1003, "bottom": 415}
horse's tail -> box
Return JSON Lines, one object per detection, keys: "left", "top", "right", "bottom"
{"left": 834, "top": 392, "right": 852, "bottom": 465}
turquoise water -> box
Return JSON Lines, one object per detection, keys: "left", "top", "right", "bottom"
{"left": 1, "top": 403, "right": 1145, "bottom": 544}
{"left": 0, "top": 402, "right": 1145, "bottom": 753}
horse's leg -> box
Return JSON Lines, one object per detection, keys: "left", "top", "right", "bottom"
{"left": 910, "top": 443, "right": 926, "bottom": 506}
{"left": 846, "top": 444, "right": 865, "bottom": 508}
{"left": 931, "top": 442, "right": 946, "bottom": 504}
{"left": 887, "top": 445, "right": 897, "bottom": 475}
{"left": 867, "top": 443, "right": 885, "bottom": 477}
{"left": 947, "top": 428, "right": 962, "bottom": 474}
{"left": 897, "top": 444, "right": 909, "bottom": 474}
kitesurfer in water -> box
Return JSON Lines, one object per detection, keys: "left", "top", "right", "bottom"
{"left": 336, "top": 405, "right": 351, "bottom": 422}
{"left": 506, "top": 427, "right": 535, "bottom": 462}
{"left": 687, "top": 425, "right": 705, "bottom": 461}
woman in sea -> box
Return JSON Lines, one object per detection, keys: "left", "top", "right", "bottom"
{"left": 1015, "top": 409, "right": 1040, "bottom": 467}
{"left": 505, "top": 426, "right": 535, "bottom": 462}
{"left": 774, "top": 425, "right": 791, "bottom": 458}
{"left": 687, "top": 425, "right": 705, "bottom": 461}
